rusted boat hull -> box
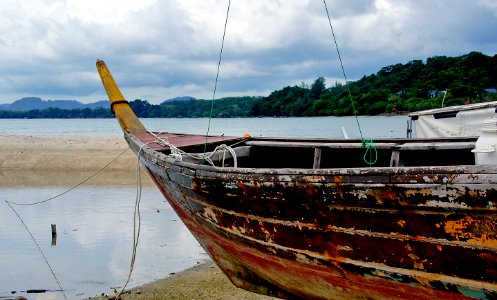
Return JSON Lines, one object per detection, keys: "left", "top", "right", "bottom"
{"left": 96, "top": 59, "right": 497, "bottom": 299}
{"left": 125, "top": 132, "right": 497, "bottom": 299}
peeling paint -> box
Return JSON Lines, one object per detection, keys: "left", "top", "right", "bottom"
{"left": 445, "top": 217, "right": 497, "bottom": 247}
{"left": 126, "top": 132, "right": 497, "bottom": 299}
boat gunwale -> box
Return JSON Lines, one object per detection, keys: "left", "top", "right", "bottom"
{"left": 124, "top": 131, "right": 497, "bottom": 176}
{"left": 408, "top": 100, "right": 497, "bottom": 117}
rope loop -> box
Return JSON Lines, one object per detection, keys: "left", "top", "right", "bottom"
{"left": 146, "top": 131, "right": 238, "bottom": 168}
{"left": 110, "top": 100, "right": 129, "bottom": 115}
{"left": 362, "top": 140, "right": 378, "bottom": 167}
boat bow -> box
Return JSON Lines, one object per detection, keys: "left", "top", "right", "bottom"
{"left": 96, "top": 59, "right": 146, "bottom": 133}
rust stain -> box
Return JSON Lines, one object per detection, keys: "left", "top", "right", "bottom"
{"left": 333, "top": 175, "right": 343, "bottom": 183}
{"left": 251, "top": 178, "right": 259, "bottom": 188}
{"left": 376, "top": 188, "right": 397, "bottom": 203}
{"left": 192, "top": 177, "right": 202, "bottom": 191}
{"left": 236, "top": 180, "right": 249, "bottom": 195}
{"left": 444, "top": 217, "right": 497, "bottom": 247}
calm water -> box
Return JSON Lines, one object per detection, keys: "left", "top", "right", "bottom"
{"left": 0, "top": 116, "right": 410, "bottom": 138}
{"left": 1, "top": 185, "right": 207, "bottom": 299}
{"left": 0, "top": 116, "right": 409, "bottom": 299}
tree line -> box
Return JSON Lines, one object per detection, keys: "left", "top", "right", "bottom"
{"left": 0, "top": 107, "right": 113, "bottom": 118}
{"left": 250, "top": 51, "right": 497, "bottom": 116}
{"left": 1, "top": 51, "right": 495, "bottom": 119}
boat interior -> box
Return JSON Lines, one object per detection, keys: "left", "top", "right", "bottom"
{"left": 140, "top": 132, "right": 479, "bottom": 169}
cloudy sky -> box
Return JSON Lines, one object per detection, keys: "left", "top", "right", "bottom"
{"left": 0, "top": 0, "right": 496, "bottom": 104}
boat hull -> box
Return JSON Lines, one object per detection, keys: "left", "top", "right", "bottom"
{"left": 127, "top": 133, "right": 497, "bottom": 300}
{"left": 96, "top": 58, "right": 497, "bottom": 299}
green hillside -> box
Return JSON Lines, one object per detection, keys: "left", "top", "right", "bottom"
{"left": 251, "top": 51, "right": 497, "bottom": 116}
{"left": 1, "top": 51, "right": 495, "bottom": 119}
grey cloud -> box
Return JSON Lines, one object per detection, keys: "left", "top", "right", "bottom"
{"left": 0, "top": 0, "right": 495, "bottom": 104}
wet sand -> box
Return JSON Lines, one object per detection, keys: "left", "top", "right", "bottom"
{"left": 0, "top": 134, "right": 152, "bottom": 187}
{"left": 93, "top": 262, "right": 274, "bottom": 300}
{"left": 0, "top": 134, "right": 275, "bottom": 299}
{"left": 0, "top": 135, "right": 134, "bottom": 171}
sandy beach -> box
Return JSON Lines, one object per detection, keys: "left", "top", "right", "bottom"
{"left": 0, "top": 134, "right": 275, "bottom": 299}
{"left": 0, "top": 134, "right": 153, "bottom": 187}
{"left": 93, "top": 262, "right": 274, "bottom": 300}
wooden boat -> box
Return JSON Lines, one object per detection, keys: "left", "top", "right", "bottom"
{"left": 97, "top": 60, "right": 497, "bottom": 299}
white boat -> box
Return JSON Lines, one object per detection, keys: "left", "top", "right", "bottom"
{"left": 408, "top": 101, "right": 497, "bottom": 138}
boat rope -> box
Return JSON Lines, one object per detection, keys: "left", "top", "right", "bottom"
{"left": 322, "top": 0, "right": 377, "bottom": 166}
{"left": 116, "top": 143, "right": 145, "bottom": 299}
{"left": 5, "top": 201, "right": 68, "bottom": 300}
{"left": 6, "top": 147, "right": 130, "bottom": 206}
{"left": 202, "top": 0, "right": 231, "bottom": 164}
{"left": 114, "top": 132, "right": 245, "bottom": 298}
{"left": 148, "top": 130, "right": 239, "bottom": 168}
{"left": 3, "top": 146, "right": 130, "bottom": 300}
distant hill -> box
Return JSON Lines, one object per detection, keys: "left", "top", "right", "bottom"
{"left": 161, "top": 96, "right": 196, "bottom": 103}
{"left": 0, "top": 97, "right": 108, "bottom": 111}
{"left": 0, "top": 51, "right": 495, "bottom": 119}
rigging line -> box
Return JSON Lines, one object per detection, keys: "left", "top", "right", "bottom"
{"left": 202, "top": 0, "right": 231, "bottom": 164}
{"left": 3, "top": 146, "right": 130, "bottom": 299}
{"left": 117, "top": 143, "right": 148, "bottom": 298}
{"left": 322, "top": 0, "right": 363, "bottom": 140}
{"left": 322, "top": 0, "right": 376, "bottom": 166}
{"left": 7, "top": 146, "right": 130, "bottom": 206}
{"left": 5, "top": 201, "right": 68, "bottom": 300}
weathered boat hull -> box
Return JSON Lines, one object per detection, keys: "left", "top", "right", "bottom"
{"left": 96, "top": 59, "right": 497, "bottom": 299}
{"left": 125, "top": 132, "right": 497, "bottom": 299}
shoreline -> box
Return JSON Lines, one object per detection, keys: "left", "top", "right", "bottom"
{"left": 93, "top": 261, "right": 274, "bottom": 300}
{"left": 1, "top": 134, "right": 274, "bottom": 299}
{"left": 0, "top": 134, "right": 154, "bottom": 186}
{"left": 0, "top": 135, "right": 135, "bottom": 172}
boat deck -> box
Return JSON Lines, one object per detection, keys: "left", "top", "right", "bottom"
{"left": 133, "top": 132, "right": 479, "bottom": 169}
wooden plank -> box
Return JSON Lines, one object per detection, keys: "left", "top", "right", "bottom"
{"left": 390, "top": 173, "right": 497, "bottom": 184}
{"left": 245, "top": 140, "right": 397, "bottom": 149}
{"left": 313, "top": 148, "right": 322, "bottom": 169}
{"left": 397, "top": 142, "right": 475, "bottom": 150}
{"left": 390, "top": 150, "right": 401, "bottom": 167}
{"left": 246, "top": 140, "right": 476, "bottom": 151}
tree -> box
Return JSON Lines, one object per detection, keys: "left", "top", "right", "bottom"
{"left": 310, "top": 77, "right": 326, "bottom": 100}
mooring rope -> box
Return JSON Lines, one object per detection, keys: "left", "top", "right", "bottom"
{"left": 116, "top": 143, "right": 145, "bottom": 299}
{"left": 4, "top": 146, "right": 130, "bottom": 299}
{"left": 116, "top": 131, "right": 248, "bottom": 299}
{"left": 5, "top": 201, "right": 68, "bottom": 300}
{"left": 322, "top": 0, "right": 377, "bottom": 167}
{"left": 6, "top": 146, "right": 130, "bottom": 206}
{"left": 202, "top": 0, "right": 231, "bottom": 164}
{"left": 149, "top": 130, "right": 240, "bottom": 167}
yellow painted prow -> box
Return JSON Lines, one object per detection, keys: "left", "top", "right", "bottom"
{"left": 96, "top": 60, "right": 146, "bottom": 133}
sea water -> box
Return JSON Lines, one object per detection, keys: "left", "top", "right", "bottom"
{"left": 0, "top": 185, "right": 207, "bottom": 299}
{"left": 0, "top": 116, "right": 410, "bottom": 138}
{"left": 0, "top": 116, "right": 409, "bottom": 299}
